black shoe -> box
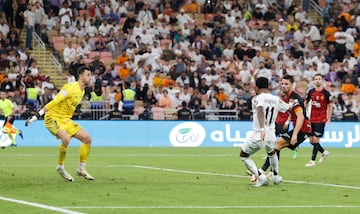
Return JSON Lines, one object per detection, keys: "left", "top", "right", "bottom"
{"left": 18, "top": 130, "right": 23, "bottom": 139}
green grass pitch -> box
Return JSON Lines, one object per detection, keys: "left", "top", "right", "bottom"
{"left": 0, "top": 147, "right": 359, "bottom": 214}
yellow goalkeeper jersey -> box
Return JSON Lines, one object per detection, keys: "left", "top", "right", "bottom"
{"left": 45, "top": 82, "right": 84, "bottom": 119}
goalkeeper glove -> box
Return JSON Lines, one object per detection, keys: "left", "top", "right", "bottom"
{"left": 25, "top": 110, "right": 44, "bottom": 126}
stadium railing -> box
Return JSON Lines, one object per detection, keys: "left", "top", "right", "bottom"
{"left": 78, "top": 101, "right": 239, "bottom": 121}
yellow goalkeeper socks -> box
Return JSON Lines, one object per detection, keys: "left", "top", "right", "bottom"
{"left": 58, "top": 144, "right": 68, "bottom": 165}
{"left": 79, "top": 143, "right": 90, "bottom": 163}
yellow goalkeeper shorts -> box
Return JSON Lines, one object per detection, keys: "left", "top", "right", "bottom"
{"left": 44, "top": 115, "right": 82, "bottom": 137}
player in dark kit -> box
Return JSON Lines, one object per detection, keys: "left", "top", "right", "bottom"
{"left": 259, "top": 75, "right": 312, "bottom": 177}
{"left": 177, "top": 101, "right": 192, "bottom": 120}
{"left": 304, "top": 74, "right": 332, "bottom": 167}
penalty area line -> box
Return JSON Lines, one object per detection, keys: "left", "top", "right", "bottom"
{"left": 0, "top": 196, "right": 84, "bottom": 214}
{"left": 131, "top": 165, "right": 360, "bottom": 190}
{"left": 63, "top": 205, "right": 360, "bottom": 209}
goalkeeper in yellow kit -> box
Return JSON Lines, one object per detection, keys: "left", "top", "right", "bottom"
{"left": 26, "top": 66, "right": 94, "bottom": 182}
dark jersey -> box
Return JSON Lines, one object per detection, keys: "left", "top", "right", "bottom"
{"left": 306, "top": 88, "right": 332, "bottom": 123}
{"left": 284, "top": 91, "right": 312, "bottom": 133}
{"left": 177, "top": 108, "right": 192, "bottom": 120}
{"left": 276, "top": 111, "right": 289, "bottom": 125}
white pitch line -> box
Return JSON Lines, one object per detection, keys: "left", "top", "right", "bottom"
{"left": 2, "top": 153, "right": 360, "bottom": 158}
{"left": 0, "top": 196, "right": 84, "bottom": 214}
{"left": 132, "top": 165, "right": 360, "bottom": 190}
{"left": 63, "top": 205, "right": 360, "bottom": 209}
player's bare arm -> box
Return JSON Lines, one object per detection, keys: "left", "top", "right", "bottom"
{"left": 291, "top": 107, "right": 305, "bottom": 145}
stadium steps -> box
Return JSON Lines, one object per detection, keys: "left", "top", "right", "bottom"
{"left": 19, "top": 30, "right": 67, "bottom": 88}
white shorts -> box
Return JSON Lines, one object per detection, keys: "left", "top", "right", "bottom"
{"left": 241, "top": 131, "right": 276, "bottom": 155}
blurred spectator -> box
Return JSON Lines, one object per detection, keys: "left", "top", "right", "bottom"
{"left": 24, "top": 82, "right": 40, "bottom": 109}
{"left": 63, "top": 41, "right": 76, "bottom": 64}
{"left": 158, "top": 89, "right": 172, "bottom": 108}
{"left": 342, "top": 104, "right": 358, "bottom": 121}
{"left": 20, "top": 103, "right": 38, "bottom": 119}
{"left": 108, "top": 102, "right": 123, "bottom": 120}
{"left": 177, "top": 101, "right": 191, "bottom": 120}
{"left": 138, "top": 101, "right": 153, "bottom": 120}
{"left": 24, "top": 4, "right": 36, "bottom": 50}
{"left": 40, "top": 86, "right": 53, "bottom": 106}
{"left": 89, "top": 55, "right": 106, "bottom": 74}
{"left": 122, "top": 82, "right": 136, "bottom": 114}
{"left": 59, "top": 1, "right": 72, "bottom": 25}
{"left": 341, "top": 77, "right": 356, "bottom": 94}
{"left": 34, "top": 1, "right": 46, "bottom": 36}
{"left": 1, "top": 75, "right": 14, "bottom": 92}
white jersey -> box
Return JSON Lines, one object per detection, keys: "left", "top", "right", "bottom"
{"left": 252, "top": 93, "right": 290, "bottom": 132}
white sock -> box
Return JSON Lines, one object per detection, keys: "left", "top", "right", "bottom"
{"left": 269, "top": 154, "right": 279, "bottom": 175}
{"left": 57, "top": 164, "right": 64, "bottom": 169}
{"left": 241, "top": 157, "right": 259, "bottom": 177}
{"left": 78, "top": 162, "right": 86, "bottom": 170}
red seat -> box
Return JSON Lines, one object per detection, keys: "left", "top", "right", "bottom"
{"left": 89, "top": 51, "right": 100, "bottom": 59}
{"left": 52, "top": 36, "right": 65, "bottom": 44}
{"left": 79, "top": 9, "right": 90, "bottom": 17}
{"left": 101, "top": 51, "right": 113, "bottom": 58}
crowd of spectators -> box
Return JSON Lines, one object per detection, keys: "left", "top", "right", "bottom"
{"left": 0, "top": 0, "right": 359, "bottom": 121}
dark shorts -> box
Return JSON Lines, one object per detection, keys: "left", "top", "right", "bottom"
{"left": 311, "top": 122, "right": 326, "bottom": 138}
{"left": 275, "top": 123, "right": 288, "bottom": 137}
{"left": 280, "top": 130, "right": 312, "bottom": 149}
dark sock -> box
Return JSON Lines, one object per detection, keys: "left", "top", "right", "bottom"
{"left": 317, "top": 143, "right": 325, "bottom": 153}
{"left": 261, "top": 157, "right": 270, "bottom": 172}
{"left": 276, "top": 149, "right": 280, "bottom": 161}
{"left": 311, "top": 144, "right": 317, "bottom": 161}
{"left": 312, "top": 144, "right": 325, "bottom": 160}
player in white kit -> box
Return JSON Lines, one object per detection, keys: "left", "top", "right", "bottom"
{"left": 239, "top": 77, "right": 293, "bottom": 186}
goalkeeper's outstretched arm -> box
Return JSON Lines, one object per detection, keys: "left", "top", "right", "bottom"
{"left": 25, "top": 108, "right": 48, "bottom": 126}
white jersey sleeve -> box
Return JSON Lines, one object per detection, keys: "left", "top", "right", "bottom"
{"left": 278, "top": 99, "right": 291, "bottom": 113}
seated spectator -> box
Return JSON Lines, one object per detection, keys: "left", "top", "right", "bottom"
{"left": 86, "top": 19, "right": 99, "bottom": 37}
{"left": 143, "top": 88, "right": 157, "bottom": 106}
{"left": 108, "top": 102, "right": 123, "bottom": 120}
{"left": 191, "top": 99, "right": 205, "bottom": 120}
{"left": 158, "top": 89, "right": 173, "bottom": 108}
{"left": 40, "top": 86, "right": 53, "bottom": 106}
{"left": 59, "top": 1, "right": 72, "bottom": 25}
{"left": 63, "top": 41, "right": 76, "bottom": 64}
{"left": 43, "top": 10, "right": 57, "bottom": 31}
{"left": 98, "top": 19, "right": 112, "bottom": 37}
{"left": 0, "top": 18, "right": 10, "bottom": 37}
{"left": 116, "top": 49, "right": 129, "bottom": 65}
{"left": 74, "top": 22, "right": 86, "bottom": 38}
{"left": 104, "top": 8, "right": 120, "bottom": 24}
{"left": 342, "top": 104, "right": 358, "bottom": 121}
{"left": 20, "top": 103, "right": 38, "bottom": 119}
{"left": 76, "top": 41, "right": 91, "bottom": 59}
{"left": 0, "top": 75, "right": 14, "bottom": 92}
{"left": 82, "top": 34, "right": 95, "bottom": 51}
{"left": 137, "top": 3, "right": 154, "bottom": 27}
{"left": 7, "top": 31, "right": 20, "bottom": 50}
{"left": 176, "top": 71, "right": 190, "bottom": 87}
{"left": 89, "top": 55, "right": 106, "bottom": 74}
{"left": 182, "top": 0, "right": 201, "bottom": 13}
{"left": 41, "top": 75, "right": 55, "bottom": 93}
{"left": 60, "top": 21, "right": 74, "bottom": 38}
{"left": 341, "top": 77, "right": 356, "bottom": 94}
{"left": 94, "top": 35, "right": 109, "bottom": 51}
{"left": 176, "top": 9, "right": 194, "bottom": 26}
{"left": 138, "top": 101, "right": 153, "bottom": 120}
